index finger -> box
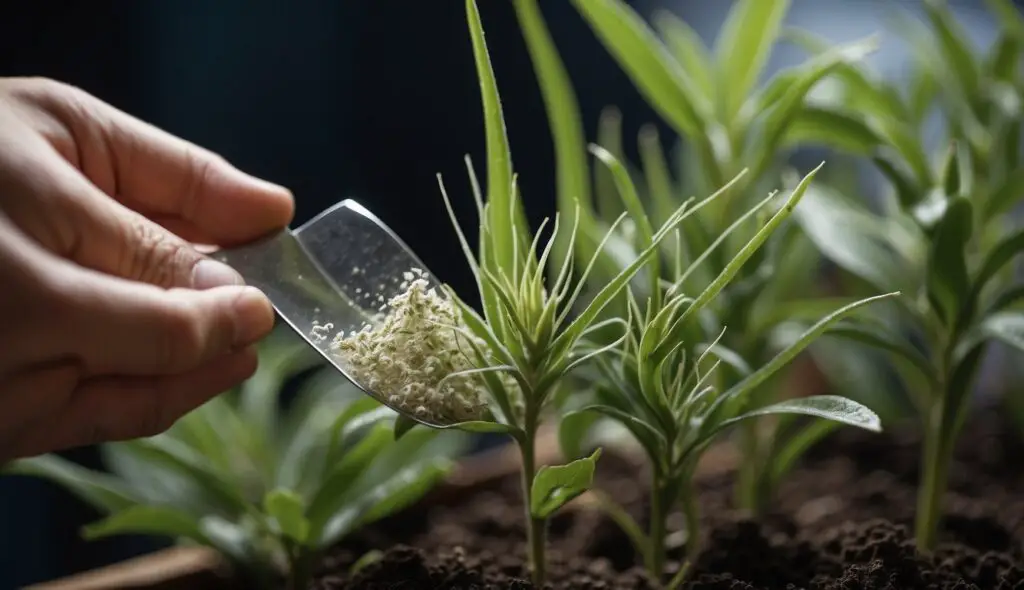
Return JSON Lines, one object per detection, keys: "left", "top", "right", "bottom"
{"left": 48, "top": 83, "right": 295, "bottom": 246}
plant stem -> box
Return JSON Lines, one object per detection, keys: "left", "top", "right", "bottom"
{"left": 648, "top": 472, "right": 668, "bottom": 580}
{"left": 915, "top": 399, "right": 952, "bottom": 552}
{"left": 666, "top": 480, "right": 701, "bottom": 590}
{"left": 734, "top": 421, "right": 762, "bottom": 514}
{"left": 518, "top": 410, "right": 547, "bottom": 585}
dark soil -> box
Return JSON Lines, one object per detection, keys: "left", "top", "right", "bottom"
{"left": 310, "top": 406, "right": 1024, "bottom": 589}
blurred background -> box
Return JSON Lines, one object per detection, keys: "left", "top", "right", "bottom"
{"left": 0, "top": 0, "right": 1010, "bottom": 587}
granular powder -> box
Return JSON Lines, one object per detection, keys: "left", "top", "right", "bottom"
{"left": 317, "top": 268, "right": 508, "bottom": 425}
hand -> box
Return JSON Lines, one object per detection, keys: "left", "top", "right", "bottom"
{"left": 0, "top": 77, "right": 293, "bottom": 461}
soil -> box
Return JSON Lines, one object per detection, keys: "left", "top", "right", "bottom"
{"left": 309, "top": 405, "right": 1024, "bottom": 589}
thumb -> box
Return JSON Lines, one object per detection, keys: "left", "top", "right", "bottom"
{"left": 66, "top": 269, "right": 275, "bottom": 376}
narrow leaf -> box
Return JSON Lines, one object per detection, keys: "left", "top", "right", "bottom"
{"left": 3, "top": 455, "right": 140, "bottom": 514}
{"left": 82, "top": 506, "right": 208, "bottom": 543}
{"left": 570, "top": 0, "right": 709, "bottom": 137}
{"left": 715, "top": 0, "right": 792, "bottom": 121}
{"left": 926, "top": 196, "right": 973, "bottom": 325}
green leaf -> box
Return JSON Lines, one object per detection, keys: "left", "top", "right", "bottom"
{"left": 972, "top": 310, "right": 1024, "bottom": 354}
{"left": 940, "top": 141, "right": 973, "bottom": 199}
{"left": 119, "top": 437, "right": 253, "bottom": 519}
{"left": 589, "top": 143, "right": 659, "bottom": 305}
{"left": 466, "top": 0, "right": 525, "bottom": 272}
{"left": 3, "top": 455, "right": 139, "bottom": 514}
{"left": 715, "top": 0, "right": 791, "bottom": 121}
{"left": 558, "top": 408, "right": 602, "bottom": 461}
{"left": 82, "top": 505, "right": 208, "bottom": 543}
{"left": 826, "top": 323, "right": 938, "bottom": 388}
{"left": 594, "top": 108, "right": 627, "bottom": 221}
{"left": 922, "top": 0, "right": 980, "bottom": 101}
{"left": 349, "top": 550, "right": 385, "bottom": 577}
{"left": 530, "top": 448, "right": 602, "bottom": 519}
{"left": 781, "top": 106, "right": 882, "bottom": 155}
{"left": 969, "top": 226, "right": 1024, "bottom": 306}
{"left": 446, "top": 420, "right": 520, "bottom": 435}
{"left": 570, "top": 0, "right": 709, "bottom": 138}
{"left": 638, "top": 125, "right": 678, "bottom": 228}
{"left": 654, "top": 10, "right": 714, "bottom": 100}
{"left": 749, "top": 297, "right": 863, "bottom": 338}
{"left": 987, "top": 0, "right": 1024, "bottom": 42}
{"left": 316, "top": 459, "right": 451, "bottom": 548}
{"left": 263, "top": 488, "right": 310, "bottom": 544}
{"left": 983, "top": 165, "right": 1024, "bottom": 222}
{"left": 748, "top": 36, "right": 878, "bottom": 176}
{"left": 305, "top": 425, "right": 393, "bottom": 530}
{"left": 563, "top": 405, "right": 665, "bottom": 464}
{"left": 712, "top": 395, "right": 882, "bottom": 441}
{"left": 513, "top": 0, "right": 599, "bottom": 269}
{"left": 655, "top": 165, "right": 821, "bottom": 359}
{"left": 793, "top": 184, "right": 907, "bottom": 292}
{"left": 706, "top": 292, "right": 899, "bottom": 428}
{"left": 926, "top": 196, "right": 973, "bottom": 325}
{"left": 393, "top": 415, "right": 418, "bottom": 440}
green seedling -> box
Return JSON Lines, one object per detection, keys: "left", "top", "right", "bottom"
{"left": 558, "top": 157, "right": 894, "bottom": 585}
{"left": 515, "top": 0, "right": 894, "bottom": 516}
{"left": 784, "top": 0, "right": 1024, "bottom": 551}
{"left": 3, "top": 330, "right": 469, "bottom": 590}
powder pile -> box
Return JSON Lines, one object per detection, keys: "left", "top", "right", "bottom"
{"left": 320, "top": 268, "right": 497, "bottom": 424}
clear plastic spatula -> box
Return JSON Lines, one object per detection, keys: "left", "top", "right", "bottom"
{"left": 210, "top": 200, "right": 448, "bottom": 428}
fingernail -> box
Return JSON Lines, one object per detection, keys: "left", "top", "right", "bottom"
{"left": 193, "top": 259, "right": 244, "bottom": 290}
{"left": 231, "top": 287, "right": 275, "bottom": 346}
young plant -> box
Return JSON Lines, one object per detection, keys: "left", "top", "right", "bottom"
{"left": 376, "top": 3, "right": 758, "bottom": 584}
{"left": 557, "top": 156, "right": 895, "bottom": 585}
{"left": 2, "top": 329, "right": 469, "bottom": 590}
{"left": 514, "top": 0, "right": 891, "bottom": 514}
{"left": 783, "top": 0, "right": 1024, "bottom": 551}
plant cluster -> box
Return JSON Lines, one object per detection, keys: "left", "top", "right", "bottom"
{"left": 4, "top": 329, "right": 470, "bottom": 590}
{"left": 5, "top": 0, "right": 1024, "bottom": 588}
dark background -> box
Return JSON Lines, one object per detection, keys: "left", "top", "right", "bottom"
{"left": 0, "top": 1, "right": 1006, "bottom": 587}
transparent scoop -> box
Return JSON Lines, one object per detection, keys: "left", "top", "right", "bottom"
{"left": 211, "top": 199, "right": 448, "bottom": 428}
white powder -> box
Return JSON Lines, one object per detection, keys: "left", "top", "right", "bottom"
{"left": 323, "top": 268, "right": 509, "bottom": 425}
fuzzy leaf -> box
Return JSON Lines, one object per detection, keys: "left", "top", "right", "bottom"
{"left": 926, "top": 196, "right": 973, "bottom": 325}
{"left": 82, "top": 505, "right": 208, "bottom": 543}
{"left": 709, "top": 395, "right": 882, "bottom": 446}
{"left": 570, "top": 0, "right": 708, "bottom": 137}
{"left": 263, "top": 488, "right": 310, "bottom": 544}
{"left": 715, "top": 0, "right": 791, "bottom": 121}
{"left": 531, "top": 449, "right": 602, "bottom": 519}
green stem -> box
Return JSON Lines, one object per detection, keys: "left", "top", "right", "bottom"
{"left": 915, "top": 399, "right": 952, "bottom": 552}
{"left": 734, "top": 421, "right": 762, "bottom": 514}
{"left": 518, "top": 412, "right": 547, "bottom": 585}
{"left": 647, "top": 471, "right": 668, "bottom": 580}
{"left": 666, "top": 480, "right": 701, "bottom": 590}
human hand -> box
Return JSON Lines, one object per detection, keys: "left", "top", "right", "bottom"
{"left": 0, "top": 77, "right": 294, "bottom": 461}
